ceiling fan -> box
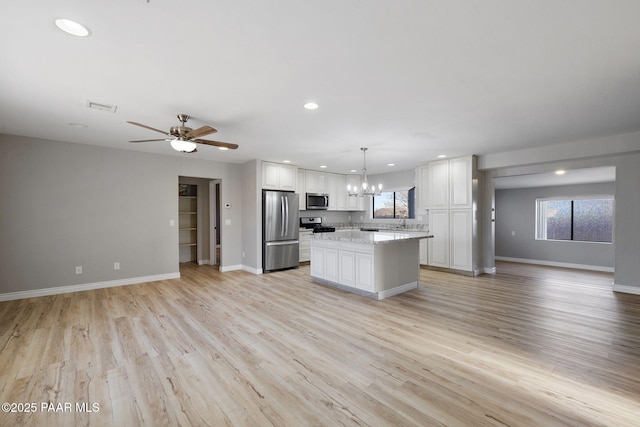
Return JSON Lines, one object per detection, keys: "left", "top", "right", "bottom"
{"left": 127, "top": 113, "right": 238, "bottom": 153}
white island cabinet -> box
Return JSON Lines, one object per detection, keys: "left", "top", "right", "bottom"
{"left": 310, "top": 230, "right": 433, "bottom": 300}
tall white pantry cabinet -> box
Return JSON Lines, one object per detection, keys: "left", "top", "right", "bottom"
{"left": 417, "top": 155, "right": 481, "bottom": 275}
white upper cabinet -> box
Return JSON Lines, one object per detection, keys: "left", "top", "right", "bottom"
{"left": 329, "top": 173, "right": 347, "bottom": 211}
{"left": 296, "top": 169, "right": 306, "bottom": 210}
{"left": 293, "top": 168, "right": 367, "bottom": 211}
{"left": 449, "top": 156, "right": 473, "bottom": 209}
{"left": 262, "top": 162, "right": 297, "bottom": 191}
{"left": 417, "top": 165, "right": 429, "bottom": 212}
{"left": 428, "top": 160, "right": 449, "bottom": 208}
{"left": 347, "top": 175, "right": 365, "bottom": 211}
{"left": 423, "top": 156, "right": 474, "bottom": 209}
{"left": 305, "top": 170, "right": 327, "bottom": 193}
{"left": 262, "top": 162, "right": 280, "bottom": 189}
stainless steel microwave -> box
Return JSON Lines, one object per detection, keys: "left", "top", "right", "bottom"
{"left": 306, "top": 193, "right": 329, "bottom": 210}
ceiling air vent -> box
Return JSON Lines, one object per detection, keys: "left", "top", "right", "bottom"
{"left": 86, "top": 100, "right": 118, "bottom": 113}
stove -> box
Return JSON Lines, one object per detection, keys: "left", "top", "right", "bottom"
{"left": 313, "top": 226, "right": 336, "bottom": 233}
{"left": 300, "top": 217, "right": 336, "bottom": 233}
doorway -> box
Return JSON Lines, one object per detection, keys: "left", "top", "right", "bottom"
{"left": 178, "top": 176, "right": 221, "bottom": 267}
{"left": 492, "top": 166, "right": 616, "bottom": 276}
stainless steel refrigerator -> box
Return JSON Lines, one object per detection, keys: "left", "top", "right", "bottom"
{"left": 263, "top": 190, "right": 300, "bottom": 272}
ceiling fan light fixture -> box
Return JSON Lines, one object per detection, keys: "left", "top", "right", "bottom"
{"left": 170, "top": 138, "right": 197, "bottom": 153}
{"left": 218, "top": 146, "right": 229, "bottom": 151}
{"left": 54, "top": 18, "right": 91, "bottom": 37}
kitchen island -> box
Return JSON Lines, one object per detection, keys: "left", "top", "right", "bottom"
{"left": 310, "top": 230, "right": 433, "bottom": 300}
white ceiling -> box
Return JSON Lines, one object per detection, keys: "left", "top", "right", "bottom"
{"left": 494, "top": 166, "right": 616, "bottom": 190}
{"left": 3, "top": 1, "right": 640, "bottom": 175}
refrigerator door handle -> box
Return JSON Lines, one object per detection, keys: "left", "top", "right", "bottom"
{"left": 281, "top": 196, "right": 285, "bottom": 237}
{"left": 265, "top": 240, "right": 299, "bottom": 246}
{"left": 284, "top": 195, "right": 289, "bottom": 236}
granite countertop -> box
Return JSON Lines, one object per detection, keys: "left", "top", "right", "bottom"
{"left": 310, "top": 229, "right": 433, "bottom": 245}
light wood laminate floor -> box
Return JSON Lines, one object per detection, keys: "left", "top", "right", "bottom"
{"left": 1, "top": 262, "right": 639, "bottom": 426}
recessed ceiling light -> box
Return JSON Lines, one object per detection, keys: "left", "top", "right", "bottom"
{"left": 304, "top": 102, "right": 319, "bottom": 110}
{"left": 283, "top": 160, "right": 291, "bottom": 163}
{"left": 350, "top": 169, "right": 357, "bottom": 173}
{"left": 320, "top": 165, "right": 327, "bottom": 169}
{"left": 437, "top": 154, "right": 447, "bottom": 158}
{"left": 68, "top": 123, "right": 87, "bottom": 128}
{"left": 387, "top": 163, "right": 395, "bottom": 167}
{"left": 55, "top": 18, "right": 91, "bottom": 37}
{"left": 555, "top": 170, "right": 566, "bottom": 175}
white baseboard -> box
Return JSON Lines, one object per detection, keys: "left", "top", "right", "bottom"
{"left": 242, "top": 265, "right": 263, "bottom": 275}
{"left": 378, "top": 282, "right": 418, "bottom": 300}
{"left": 198, "top": 259, "right": 210, "bottom": 266}
{"left": 613, "top": 284, "right": 640, "bottom": 295}
{"left": 0, "top": 272, "right": 181, "bottom": 302}
{"left": 495, "top": 256, "right": 614, "bottom": 273}
{"left": 217, "top": 264, "right": 263, "bottom": 274}
{"left": 220, "top": 264, "right": 263, "bottom": 273}
{"left": 484, "top": 267, "right": 497, "bottom": 274}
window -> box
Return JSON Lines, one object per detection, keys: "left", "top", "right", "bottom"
{"left": 373, "top": 188, "right": 415, "bottom": 219}
{"left": 535, "top": 197, "right": 614, "bottom": 242}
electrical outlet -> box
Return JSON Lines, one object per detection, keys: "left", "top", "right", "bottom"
{"left": 114, "top": 262, "right": 120, "bottom": 270}
{"left": 75, "top": 266, "right": 82, "bottom": 274}
{"left": 242, "top": 251, "right": 245, "bottom": 258}
{"left": 511, "top": 231, "right": 516, "bottom": 236}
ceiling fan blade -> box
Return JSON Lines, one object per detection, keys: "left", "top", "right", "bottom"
{"left": 188, "top": 125, "right": 217, "bottom": 138}
{"left": 129, "top": 139, "right": 167, "bottom": 143}
{"left": 194, "top": 139, "right": 239, "bottom": 150}
{"left": 127, "top": 121, "right": 171, "bottom": 136}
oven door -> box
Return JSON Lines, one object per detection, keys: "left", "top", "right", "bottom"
{"left": 306, "top": 193, "right": 329, "bottom": 210}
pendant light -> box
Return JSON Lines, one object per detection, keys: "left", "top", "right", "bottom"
{"left": 347, "top": 147, "right": 382, "bottom": 197}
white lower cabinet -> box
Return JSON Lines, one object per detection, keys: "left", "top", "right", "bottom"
{"left": 310, "top": 246, "right": 325, "bottom": 278}
{"left": 339, "top": 250, "right": 356, "bottom": 287}
{"left": 419, "top": 238, "right": 429, "bottom": 265}
{"left": 428, "top": 208, "right": 474, "bottom": 272}
{"left": 355, "top": 253, "right": 374, "bottom": 292}
{"left": 324, "top": 248, "right": 339, "bottom": 282}
{"left": 310, "top": 237, "right": 421, "bottom": 299}
{"left": 299, "top": 230, "right": 312, "bottom": 262}
{"left": 450, "top": 209, "right": 473, "bottom": 271}
{"left": 311, "top": 240, "right": 375, "bottom": 293}
{"left": 428, "top": 209, "right": 450, "bottom": 268}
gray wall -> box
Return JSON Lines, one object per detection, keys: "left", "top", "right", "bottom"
{"left": 495, "top": 183, "right": 615, "bottom": 269}
{"left": 0, "top": 134, "right": 244, "bottom": 294}
{"left": 240, "top": 160, "right": 261, "bottom": 272}
{"left": 614, "top": 157, "right": 640, "bottom": 288}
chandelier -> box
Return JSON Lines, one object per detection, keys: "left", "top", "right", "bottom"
{"left": 347, "top": 147, "right": 382, "bottom": 197}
